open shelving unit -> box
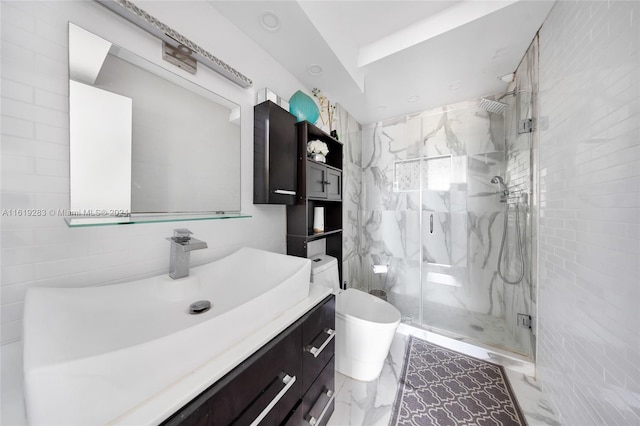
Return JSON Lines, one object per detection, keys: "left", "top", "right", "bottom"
{"left": 286, "top": 121, "right": 343, "bottom": 285}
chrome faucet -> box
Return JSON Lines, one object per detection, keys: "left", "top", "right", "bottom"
{"left": 167, "top": 228, "right": 208, "bottom": 279}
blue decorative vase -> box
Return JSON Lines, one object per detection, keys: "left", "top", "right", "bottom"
{"left": 289, "top": 90, "right": 319, "bottom": 124}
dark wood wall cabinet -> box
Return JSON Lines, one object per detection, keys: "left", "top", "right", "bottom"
{"left": 287, "top": 122, "right": 344, "bottom": 285}
{"left": 254, "top": 101, "right": 298, "bottom": 205}
{"left": 162, "top": 295, "right": 335, "bottom": 426}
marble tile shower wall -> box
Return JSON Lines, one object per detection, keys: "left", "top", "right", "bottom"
{"left": 361, "top": 101, "right": 509, "bottom": 322}
{"left": 502, "top": 37, "right": 539, "bottom": 357}
{"left": 335, "top": 104, "right": 363, "bottom": 289}
{"left": 536, "top": 1, "right": 639, "bottom": 424}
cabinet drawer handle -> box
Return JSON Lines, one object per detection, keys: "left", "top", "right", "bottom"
{"left": 274, "top": 189, "right": 296, "bottom": 195}
{"left": 306, "top": 389, "right": 335, "bottom": 426}
{"left": 322, "top": 180, "right": 331, "bottom": 185}
{"left": 307, "top": 328, "right": 335, "bottom": 358}
{"left": 249, "top": 373, "right": 297, "bottom": 426}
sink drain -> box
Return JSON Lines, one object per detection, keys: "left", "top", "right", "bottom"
{"left": 189, "top": 300, "right": 211, "bottom": 315}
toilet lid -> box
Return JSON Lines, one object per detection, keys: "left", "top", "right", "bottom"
{"left": 337, "top": 288, "right": 401, "bottom": 325}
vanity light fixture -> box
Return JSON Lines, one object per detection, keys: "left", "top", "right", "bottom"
{"left": 162, "top": 43, "right": 197, "bottom": 74}
{"left": 97, "top": 0, "right": 252, "bottom": 88}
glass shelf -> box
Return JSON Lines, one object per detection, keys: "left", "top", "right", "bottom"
{"left": 65, "top": 212, "right": 251, "bottom": 228}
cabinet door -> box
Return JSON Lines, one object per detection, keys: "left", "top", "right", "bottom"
{"left": 307, "top": 162, "right": 327, "bottom": 199}
{"left": 302, "top": 297, "right": 335, "bottom": 393}
{"left": 254, "top": 101, "right": 297, "bottom": 205}
{"left": 162, "top": 323, "right": 302, "bottom": 426}
{"left": 301, "top": 358, "right": 335, "bottom": 426}
{"left": 325, "top": 169, "right": 342, "bottom": 201}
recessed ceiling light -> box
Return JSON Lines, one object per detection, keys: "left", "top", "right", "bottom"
{"left": 260, "top": 12, "right": 280, "bottom": 31}
{"left": 407, "top": 95, "right": 419, "bottom": 103}
{"left": 375, "top": 105, "right": 387, "bottom": 111}
{"left": 448, "top": 80, "right": 462, "bottom": 91}
{"left": 308, "top": 64, "right": 323, "bottom": 76}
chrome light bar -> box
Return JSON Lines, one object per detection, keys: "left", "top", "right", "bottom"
{"left": 96, "top": 0, "right": 252, "bottom": 88}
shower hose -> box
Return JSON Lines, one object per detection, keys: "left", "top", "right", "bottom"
{"left": 497, "top": 202, "right": 525, "bottom": 285}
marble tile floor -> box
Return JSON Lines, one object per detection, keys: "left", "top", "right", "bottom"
{"left": 327, "top": 325, "right": 560, "bottom": 426}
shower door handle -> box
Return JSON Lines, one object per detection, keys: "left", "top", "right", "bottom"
{"left": 429, "top": 214, "right": 434, "bottom": 234}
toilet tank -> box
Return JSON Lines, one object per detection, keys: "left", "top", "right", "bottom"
{"left": 309, "top": 254, "right": 340, "bottom": 290}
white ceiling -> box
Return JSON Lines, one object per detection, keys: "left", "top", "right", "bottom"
{"left": 210, "top": 1, "right": 555, "bottom": 125}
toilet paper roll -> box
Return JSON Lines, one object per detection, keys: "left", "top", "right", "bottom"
{"left": 313, "top": 207, "right": 324, "bottom": 233}
{"left": 372, "top": 264, "right": 388, "bottom": 274}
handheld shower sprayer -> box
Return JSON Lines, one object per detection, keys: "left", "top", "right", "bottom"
{"left": 490, "top": 175, "right": 525, "bottom": 285}
{"left": 491, "top": 175, "right": 509, "bottom": 196}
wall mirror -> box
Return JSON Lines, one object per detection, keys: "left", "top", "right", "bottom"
{"left": 67, "top": 23, "right": 242, "bottom": 226}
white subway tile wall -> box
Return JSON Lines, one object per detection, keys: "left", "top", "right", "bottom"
{"left": 537, "top": 1, "right": 640, "bottom": 424}
{"left": 0, "top": 1, "right": 309, "bottom": 345}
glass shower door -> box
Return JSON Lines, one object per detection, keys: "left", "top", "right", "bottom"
{"left": 421, "top": 154, "right": 475, "bottom": 337}
{"left": 416, "top": 103, "right": 532, "bottom": 357}
{"left": 370, "top": 99, "right": 534, "bottom": 359}
{"left": 420, "top": 148, "right": 532, "bottom": 356}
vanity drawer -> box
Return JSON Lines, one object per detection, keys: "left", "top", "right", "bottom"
{"left": 302, "top": 296, "right": 335, "bottom": 393}
{"left": 162, "top": 322, "right": 302, "bottom": 426}
{"left": 301, "top": 357, "right": 335, "bottom": 426}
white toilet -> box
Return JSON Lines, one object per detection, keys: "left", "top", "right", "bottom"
{"left": 310, "top": 255, "right": 401, "bottom": 382}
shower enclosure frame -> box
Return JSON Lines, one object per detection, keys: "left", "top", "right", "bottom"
{"left": 361, "top": 91, "right": 538, "bottom": 360}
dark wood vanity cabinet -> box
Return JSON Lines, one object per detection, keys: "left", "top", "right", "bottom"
{"left": 254, "top": 101, "right": 297, "bottom": 205}
{"left": 284, "top": 296, "right": 336, "bottom": 426}
{"left": 162, "top": 295, "right": 335, "bottom": 426}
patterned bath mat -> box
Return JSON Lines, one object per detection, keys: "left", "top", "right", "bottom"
{"left": 390, "top": 336, "right": 527, "bottom": 426}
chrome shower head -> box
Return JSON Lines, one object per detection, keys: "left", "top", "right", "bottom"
{"left": 479, "top": 97, "right": 509, "bottom": 114}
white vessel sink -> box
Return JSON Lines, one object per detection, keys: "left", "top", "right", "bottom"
{"left": 23, "top": 247, "right": 311, "bottom": 425}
